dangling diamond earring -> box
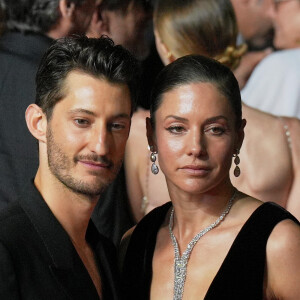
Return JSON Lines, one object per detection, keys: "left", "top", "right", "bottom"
{"left": 233, "top": 149, "right": 240, "bottom": 177}
{"left": 150, "top": 147, "right": 159, "bottom": 175}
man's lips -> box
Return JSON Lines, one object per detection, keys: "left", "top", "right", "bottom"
{"left": 78, "top": 160, "right": 111, "bottom": 170}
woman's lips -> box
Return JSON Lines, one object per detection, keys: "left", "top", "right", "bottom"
{"left": 180, "top": 165, "right": 211, "bottom": 176}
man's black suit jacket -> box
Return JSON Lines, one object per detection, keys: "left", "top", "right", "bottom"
{"left": 0, "top": 31, "right": 53, "bottom": 208}
{"left": 0, "top": 181, "right": 121, "bottom": 299}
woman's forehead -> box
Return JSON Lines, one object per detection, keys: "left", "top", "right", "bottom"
{"left": 156, "top": 82, "right": 234, "bottom": 119}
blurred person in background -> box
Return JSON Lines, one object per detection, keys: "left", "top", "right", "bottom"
{"left": 125, "top": 0, "right": 300, "bottom": 222}
{"left": 0, "top": 0, "right": 98, "bottom": 209}
{"left": 241, "top": 0, "right": 300, "bottom": 118}
{"left": 86, "top": 0, "right": 152, "bottom": 60}
{"left": 231, "top": 0, "right": 274, "bottom": 51}
{"left": 0, "top": 1, "right": 4, "bottom": 35}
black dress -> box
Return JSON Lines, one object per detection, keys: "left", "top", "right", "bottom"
{"left": 122, "top": 202, "right": 299, "bottom": 299}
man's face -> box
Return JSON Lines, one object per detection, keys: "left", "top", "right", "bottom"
{"left": 266, "top": 0, "right": 300, "bottom": 49}
{"left": 72, "top": 0, "right": 99, "bottom": 35}
{"left": 45, "top": 71, "right": 131, "bottom": 196}
{"left": 231, "top": 0, "right": 274, "bottom": 50}
{"left": 108, "top": 1, "right": 152, "bottom": 59}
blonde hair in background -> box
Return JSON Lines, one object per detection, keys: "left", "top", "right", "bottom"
{"left": 154, "top": 0, "right": 247, "bottom": 70}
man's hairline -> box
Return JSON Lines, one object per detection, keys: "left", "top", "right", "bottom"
{"left": 42, "top": 69, "right": 133, "bottom": 121}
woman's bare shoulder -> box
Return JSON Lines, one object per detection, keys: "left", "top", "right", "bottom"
{"left": 265, "top": 218, "right": 300, "bottom": 298}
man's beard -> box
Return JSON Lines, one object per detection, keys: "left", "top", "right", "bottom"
{"left": 46, "top": 127, "right": 122, "bottom": 197}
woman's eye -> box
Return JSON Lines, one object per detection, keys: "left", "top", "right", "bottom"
{"left": 167, "top": 126, "right": 185, "bottom": 134}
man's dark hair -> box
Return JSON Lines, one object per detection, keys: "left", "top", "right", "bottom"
{"left": 101, "top": 0, "right": 153, "bottom": 14}
{"left": 36, "top": 35, "right": 140, "bottom": 119}
{"left": 0, "top": 0, "right": 85, "bottom": 33}
{"left": 150, "top": 55, "right": 242, "bottom": 129}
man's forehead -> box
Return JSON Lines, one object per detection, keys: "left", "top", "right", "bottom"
{"left": 59, "top": 70, "right": 131, "bottom": 108}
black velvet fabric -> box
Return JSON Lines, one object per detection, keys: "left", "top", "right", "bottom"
{"left": 122, "top": 202, "right": 299, "bottom": 299}
{"left": 0, "top": 180, "right": 121, "bottom": 299}
{"left": 92, "top": 164, "right": 134, "bottom": 246}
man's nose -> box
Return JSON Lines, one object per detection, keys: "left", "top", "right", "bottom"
{"left": 88, "top": 126, "right": 110, "bottom": 156}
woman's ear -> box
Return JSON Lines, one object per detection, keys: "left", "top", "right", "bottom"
{"left": 25, "top": 104, "right": 47, "bottom": 144}
{"left": 154, "top": 29, "right": 175, "bottom": 65}
{"left": 146, "top": 117, "right": 157, "bottom": 152}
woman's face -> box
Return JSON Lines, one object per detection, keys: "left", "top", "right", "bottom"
{"left": 149, "top": 82, "right": 244, "bottom": 196}
{"left": 267, "top": 0, "right": 300, "bottom": 49}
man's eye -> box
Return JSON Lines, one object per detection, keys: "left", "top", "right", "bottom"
{"left": 166, "top": 126, "right": 185, "bottom": 134}
{"left": 74, "top": 119, "right": 89, "bottom": 126}
{"left": 206, "top": 126, "right": 225, "bottom": 135}
{"left": 110, "top": 123, "right": 125, "bottom": 131}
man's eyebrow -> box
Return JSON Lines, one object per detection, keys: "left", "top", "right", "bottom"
{"left": 68, "top": 108, "right": 96, "bottom": 116}
{"left": 68, "top": 109, "right": 131, "bottom": 119}
{"left": 113, "top": 113, "right": 131, "bottom": 120}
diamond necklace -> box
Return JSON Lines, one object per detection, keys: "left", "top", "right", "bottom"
{"left": 168, "top": 190, "right": 237, "bottom": 300}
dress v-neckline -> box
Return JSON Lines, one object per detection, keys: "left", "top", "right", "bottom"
{"left": 149, "top": 202, "right": 267, "bottom": 300}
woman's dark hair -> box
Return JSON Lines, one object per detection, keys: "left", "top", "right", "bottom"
{"left": 150, "top": 55, "right": 242, "bottom": 129}
{"left": 36, "top": 35, "right": 140, "bottom": 119}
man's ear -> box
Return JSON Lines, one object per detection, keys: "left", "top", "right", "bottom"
{"left": 59, "top": 0, "right": 76, "bottom": 18}
{"left": 25, "top": 104, "right": 47, "bottom": 143}
{"left": 146, "top": 117, "right": 157, "bottom": 152}
{"left": 87, "top": 5, "right": 110, "bottom": 38}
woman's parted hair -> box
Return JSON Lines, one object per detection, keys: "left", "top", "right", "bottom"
{"left": 36, "top": 35, "right": 140, "bottom": 119}
{"left": 154, "top": 0, "right": 246, "bottom": 70}
{"left": 150, "top": 55, "right": 242, "bottom": 129}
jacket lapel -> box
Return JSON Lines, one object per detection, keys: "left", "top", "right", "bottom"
{"left": 20, "top": 181, "right": 100, "bottom": 299}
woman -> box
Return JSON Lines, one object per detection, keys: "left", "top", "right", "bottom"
{"left": 241, "top": 0, "right": 300, "bottom": 118}
{"left": 125, "top": 0, "right": 300, "bottom": 222}
{"left": 121, "top": 55, "right": 300, "bottom": 300}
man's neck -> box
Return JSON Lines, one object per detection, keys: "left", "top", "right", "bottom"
{"left": 34, "top": 168, "right": 99, "bottom": 247}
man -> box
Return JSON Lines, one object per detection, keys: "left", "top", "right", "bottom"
{"left": 231, "top": 0, "right": 274, "bottom": 50}
{"left": 228, "top": 0, "right": 274, "bottom": 89}
{"left": 87, "top": 0, "right": 152, "bottom": 60}
{"left": 0, "top": 35, "right": 139, "bottom": 299}
{"left": 0, "top": 0, "right": 98, "bottom": 209}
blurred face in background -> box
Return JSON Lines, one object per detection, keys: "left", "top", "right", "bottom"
{"left": 107, "top": 1, "right": 152, "bottom": 59}
{"left": 266, "top": 0, "right": 300, "bottom": 49}
{"left": 231, "top": 0, "right": 274, "bottom": 50}
{"left": 72, "top": 0, "right": 99, "bottom": 35}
